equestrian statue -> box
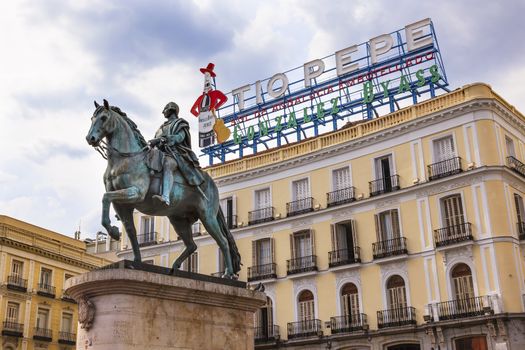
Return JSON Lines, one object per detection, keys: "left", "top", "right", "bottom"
{"left": 86, "top": 99, "right": 241, "bottom": 278}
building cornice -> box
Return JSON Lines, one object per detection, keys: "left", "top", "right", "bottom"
{"left": 208, "top": 83, "right": 525, "bottom": 187}
{"left": 0, "top": 236, "right": 106, "bottom": 271}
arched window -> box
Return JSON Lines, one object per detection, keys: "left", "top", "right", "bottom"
{"left": 386, "top": 275, "right": 407, "bottom": 309}
{"left": 298, "top": 290, "right": 314, "bottom": 321}
{"left": 451, "top": 263, "right": 474, "bottom": 300}
{"left": 341, "top": 283, "right": 359, "bottom": 316}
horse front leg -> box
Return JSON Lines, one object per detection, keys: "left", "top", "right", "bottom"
{"left": 101, "top": 186, "right": 143, "bottom": 262}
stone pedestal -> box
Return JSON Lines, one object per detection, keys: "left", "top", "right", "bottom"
{"left": 65, "top": 261, "right": 266, "bottom": 350}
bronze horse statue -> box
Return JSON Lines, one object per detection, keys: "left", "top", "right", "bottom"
{"left": 85, "top": 100, "right": 241, "bottom": 278}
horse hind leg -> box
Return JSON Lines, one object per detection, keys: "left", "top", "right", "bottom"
{"left": 200, "top": 214, "right": 235, "bottom": 278}
{"left": 168, "top": 217, "right": 196, "bottom": 273}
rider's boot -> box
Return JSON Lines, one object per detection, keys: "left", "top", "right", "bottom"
{"left": 153, "top": 167, "right": 173, "bottom": 205}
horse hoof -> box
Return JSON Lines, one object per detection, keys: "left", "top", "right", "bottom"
{"left": 108, "top": 226, "right": 121, "bottom": 240}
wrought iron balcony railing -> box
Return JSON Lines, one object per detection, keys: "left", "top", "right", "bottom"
{"left": 436, "top": 296, "right": 492, "bottom": 321}
{"left": 372, "top": 237, "right": 407, "bottom": 259}
{"left": 286, "top": 255, "right": 317, "bottom": 275}
{"left": 254, "top": 325, "right": 280, "bottom": 343}
{"left": 248, "top": 207, "right": 275, "bottom": 225}
{"left": 225, "top": 215, "right": 237, "bottom": 229}
{"left": 434, "top": 222, "right": 473, "bottom": 247}
{"left": 507, "top": 156, "right": 525, "bottom": 178}
{"left": 517, "top": 222, "right": 525, "bottom": 240}
{"left": 377, "top": 306, "right": 416, "bottom": 328}
{"left": 328, "top": 247, "right": 361, "bottom": 267}
{"left": 33, "top": 327, "right": 53, "bottom": 341}
{"left": 327, "top": 187, "right": 356, "bottom": 207}
{"left": 2, "top": 321, "right": 24, "bottom": 337}
{"left": 428, "top": 157, "right": 462, "bottom": 181}
{"left": 286, "top": 197, "right": 314, "bottom": 217}
{"left": 137, "top": 231, "right": 158, "bottom": 247}
{"left": 330, "top": 313, "right": 367, "bottom": 334}
{"left": 37, "top": 283, "right": 56, "bottom": 298}
{"left": 248, "top": 263, "right": 277, "bottom": 282}
{"left": 58, "top": 331, "right": 77, "bottom": 344}
{"left": 287, "top": 319, "right": 322, "bottom": 339}
{"left": 369, "top": 175, "right": 400, "bottom": 197}
{"left": 6, "top": 275, "right": 28, "bottom": 292}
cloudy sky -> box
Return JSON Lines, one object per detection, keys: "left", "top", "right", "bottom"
{"left": 1, "top": 0, "right": 524, "bottom": 238}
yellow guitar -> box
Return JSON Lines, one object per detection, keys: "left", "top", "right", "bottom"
{"left": 212, "top": 109, "right": 231, "bottom": 143}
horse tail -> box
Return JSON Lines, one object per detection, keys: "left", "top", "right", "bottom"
{"left": 217, "top": 207, "right": 242, "bottom": 274}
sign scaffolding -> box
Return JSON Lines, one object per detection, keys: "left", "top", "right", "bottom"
{"left": 201, "top": 18, "right": 449, "bottom": 165}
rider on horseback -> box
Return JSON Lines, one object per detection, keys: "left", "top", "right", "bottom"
{"left": 149, "top": 102, "right": 204, "bottom": 205}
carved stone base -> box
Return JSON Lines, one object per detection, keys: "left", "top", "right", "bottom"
{"left": 65, "top": 261, "right": 266, "bottom": 350}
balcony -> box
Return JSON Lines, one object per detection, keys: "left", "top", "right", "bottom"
{"left": 286, "top": 255, "right": 317, "bottom": 275}
{"left": 434, "top": 222, "right": 472, "bottom": 248}
{"left": 377, "top": 306, "right": 416, "bottom": 329}
{"left": 249, "top": 207, "right": 275, "bottom": 225}
{"left": 6, "top": 275, "right": 28, "bottom": 292}
{"left": 287, "top": 319, "right": 322, "bottom": 339}
{"left": 286, "top": 198, "right": 314, "bottom": 217}
{"left": 2, "top": 321, "right": 24, "bottom": 337}
{"left": 248, "top": 263, "right": 277, "bottom": 282}
{"left": 330, "top": 313, "right": 368, "bottom": 334}
{"left": 369, "top": 175, "right": 400, "bottom": 197}
{"left": 328, "top": 247, "right": 361, "bottom": 268}
{"left": 33, "top": 327, "right": 53, "bottom": 341}
{"left": 517, "top": 222, "right": 525, "bottom": 240}
{"left": 327, "top": 187, "right": 356, "bottom": 207}
{"left": 61, "top": 290, "right": 76, "bottom": 303}
{"left": 428, "top": 157, "right": 462, "bottom": 181}
{"left": 436, "top": 296, "right": 492, "bottom": 321}
{"left": 507, "top": 156, "right": 525, "bottom": 178}
{"left": 372, "top": 237, "right": 408, "bottom": 260}
{"left": 58, "top": 331, "right": 77, "bottom": 345}
{"left": 254, "top": 325, "right": 280, "bottom": 343}
{"left": 225, "top": 215, "right": 237, "bottom": 230}
{"left": 37, "top": 283, "right": 56, "bottom": 298}
{"left": 137, "top": 232, "right": 158, "bottom": 247}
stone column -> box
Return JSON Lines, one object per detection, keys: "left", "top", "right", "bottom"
{"left": 65, "top": 261, "right": 266, "bottom": 350}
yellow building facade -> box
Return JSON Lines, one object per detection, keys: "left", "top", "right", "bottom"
{"left": 0, "top": 215, "right": 110, "bottom": 350}
{"left": 118, "top": 83, "right": 525, "bottom": 350}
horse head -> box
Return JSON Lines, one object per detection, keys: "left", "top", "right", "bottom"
{"left": 86, "top": 99, "right": 115, "bottom": 146}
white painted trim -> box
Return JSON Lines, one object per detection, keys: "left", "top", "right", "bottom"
{"left": 372, "top": 152, "right": 397, "bottom": 181}
{"left": 462, "top": 124, "right": 472, "bottom": 164}
{"left": 423, "top": 258, "right": 432, "bottom": 303}
{"left": 512, "top": 245, "right": 525, "bottom": 311}
{"left": 488, "top": 244, "right": 501, "bottom": 294}
{"left": 410, "top": 141, "right": 419, "bottom": 180}
{"left": 417, "top": 197, "right": 433, "bottom": 250}
{"left": 430, "top": 255, "right": 441, "bottom": 301}
{"left": 381, "top": 269, "right": 412, "bottom": 309}
{"left": 503, "top": 183, "right": 516, "bottom": 237}
{"left": 444, "top": 258, "right": 480, "bottom": 300}
{"left": 480, "top": 245, "right": 491, "bottom": 294}
{"left": 479, "top": 182, "right": 492, "bottom": 236}
{"left": 494, "top": 123, "right": 504, "bottom": 164}
{"left": 471, "top": 184, "right": 483, "bottom": 237}
{"left": 416, "top": 140, "right": 426, "bottom": 182}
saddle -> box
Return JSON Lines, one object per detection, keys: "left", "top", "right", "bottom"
{"left": 145, "top": 148, "right": 188, "bottom": 197}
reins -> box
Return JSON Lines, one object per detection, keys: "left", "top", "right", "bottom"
{"left": 94, "top": 139, "right": 148, "bottom": 160}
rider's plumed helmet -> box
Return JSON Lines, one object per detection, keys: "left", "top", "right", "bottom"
{"left": 163, "top": 102, "right": 179, "bottom": 118}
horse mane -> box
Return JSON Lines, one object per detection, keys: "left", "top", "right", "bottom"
{"left": 100, "top": 105, "right": 148, "bottom": 147}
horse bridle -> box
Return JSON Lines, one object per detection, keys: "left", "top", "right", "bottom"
{"left": 91, "top": 109, "right": 149, "bottom": 159}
